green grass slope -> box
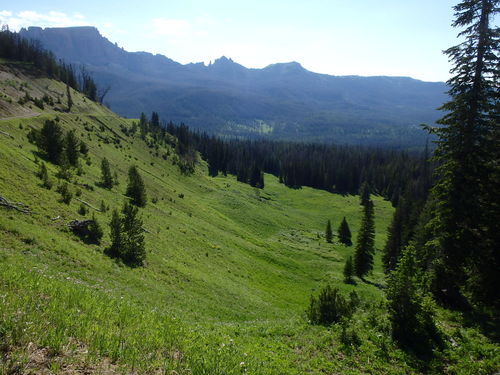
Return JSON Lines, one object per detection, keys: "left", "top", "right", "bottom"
{"left": 0, "top": 63, "right": 497, "bottom": 374}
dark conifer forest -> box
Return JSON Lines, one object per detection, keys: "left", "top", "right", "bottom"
{"left": 0, "top": 28, "right": 99, "bottom": 101}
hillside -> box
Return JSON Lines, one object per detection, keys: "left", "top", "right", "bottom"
{"left": 0, "top": 62, "right": 497, "bottom": 374}
{"left": 19, "top": 26, "right": 448, "bottom": 147}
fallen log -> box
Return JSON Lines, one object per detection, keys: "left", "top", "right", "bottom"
{"left": 0, "top": 130, "right": 14, "bottom": 139}
{"left": 0, "top": 195, "right": 31, "bottom": 214}
{"left": 75, "top": 197, "right": 101, "bottom": 212}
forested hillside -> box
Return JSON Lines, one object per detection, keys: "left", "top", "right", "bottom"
{"left": 19, "top": 26, "right": 447, "bottom": 147}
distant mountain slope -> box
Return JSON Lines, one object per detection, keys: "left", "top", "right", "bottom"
{"left": 20, "top": 26, "right": 448, "bottom": 146}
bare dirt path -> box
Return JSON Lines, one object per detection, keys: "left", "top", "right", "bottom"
{"left": 0, "top": 112, "right": 41, "bottom": 121}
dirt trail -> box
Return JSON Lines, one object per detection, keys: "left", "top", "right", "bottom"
{"left": 0, "top": 112, "right": 41, "bottom": 121}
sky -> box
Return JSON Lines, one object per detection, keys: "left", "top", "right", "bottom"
{"left": 0, "top": 1, "right": 471, "bottom": 82}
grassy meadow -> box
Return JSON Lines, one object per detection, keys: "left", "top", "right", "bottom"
{"left": 0, "top": 63, "right": 497, "bottom": 374}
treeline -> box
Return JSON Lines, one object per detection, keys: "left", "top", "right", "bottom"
{"left": 165, "top": 122, "right": 432, "bottom": 200}
{"left": 0, "top": 27, "right": 98, "bottom": 101}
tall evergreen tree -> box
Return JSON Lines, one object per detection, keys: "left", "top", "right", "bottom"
{"left": 354, "top": 200, "right": 375, "bottom": 278}
{"left": 105, "top": 203, "right": 146, "bottom": 267}
{"left": 121, "top": 202, "right": 146, "bottom": 267}
{"left": 343, "top": 256, "right": 354, "bottom": 284}
{"left": 423, "top": 0, "right": 499, "bottom": 306}
{"left": 126, "top": 165, "right": 147, "bottom": 207}
{"left": 337, "top": 217, "right": 352, "bottom": 246}
{"left": 106, "top": 209, "right": 122, "bottom": 259}
{"left": 325, "top": 219, "right": 333, "bottom": 243}
{"left": 386, "top": 245, "right": 441, "bottom": 355}
{"left": 65, "top": 130, "right": 79, "bottom": 166}
{"left": 37, "top": 162, "right": 53, "bottom": 189}
{"left": 139, "top": 112, "right": 148, "bottom": 139}
{"left": 87, "top": 213, "right": 103, "bottom": 244}
{"left": 151, "top": 111, "right": 160, "bottom": 129}
{"left": 359, "top": 181, "right": 370, "bottom": 206}
{"left": 100, "top": 157, "right": 114, "bottom": 189}
{"left": 66, "top": 84, "right": 73, "bottom": 112}
{"left": 35, "top": 119, "right": 64, "bottom": 164}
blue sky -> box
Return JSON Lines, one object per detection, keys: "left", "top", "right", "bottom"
{"left": 1, "top": 1, "right": 466, "bottom": 81}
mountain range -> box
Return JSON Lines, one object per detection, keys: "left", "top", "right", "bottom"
{"left": 20, "top": 26, "right": 448, "bottom": 146}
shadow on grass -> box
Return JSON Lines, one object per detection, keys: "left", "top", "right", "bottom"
{"left": 360, "top": 277, "right": 386, "bottom": 290}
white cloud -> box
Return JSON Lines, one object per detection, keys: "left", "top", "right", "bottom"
{"left": 0, "top": 10, "right": 91, "bottom": 31}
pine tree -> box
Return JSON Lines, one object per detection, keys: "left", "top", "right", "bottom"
{"left": 337, "top": 217, "right": 352, "bottom": 246}
{"left": 325, "top": 219, "right": 333, "bottom": 243}
{"left": 37, "top": 162, "right": 53, "bottom": 189}
{"left": 66, "top": 84, "right": 73, "bottom": 112}
{"left": 343, "top": 256, "right": 354, "bottom": 284}
{"left": 121, "top": 202, "right": 146, "bottom": 267}
{"left": 359, "top": 181, "right": 370, "bottom": 206}
{"left": 354, "top": 200, "right": 375, "bottom": 278}
{"left": 106, "top": 209, "right": 122, "bottom": 259}
{"left": 100, "top": 157, "right": 114, "bottom": 189}
{"left": 386, "top": 245, "right": 441, "bottom": 355}
{"left": 87, "top": 213, "right": 103, "bottom": 244}
{"left": 139, "top": 112, "right": 148, "bottom": 138}
{"left": 382, "top": 196, "right": 406, "bottom": 273}
{"left": 423, "top": 0, "right": 499, "bottom": 307}
{"left": 56, "top": 151, "right": 72, "bottom": 181}
{"left": 126, "top": 166, "right": 147, "bottom": 207}
{"left": 151, "top": 111, "right": 160, "bottom": 129}
{"left": 78, "top": 203, "right": 87, "bottom": 216}
{"left": 57, "top": 182, "right": 72, "bottom": 204}
{"left": 65, "top": 130, "right": 79, "bottom": 166}
{"left": 37, "top": 119, "right": 64, "bottom": 164}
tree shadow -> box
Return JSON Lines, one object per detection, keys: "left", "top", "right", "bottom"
{"left": 459, "top": 306, "right": 500, "bottom": 342}
{"left": 360, "top": 277, "right": 386, "bottom": 290}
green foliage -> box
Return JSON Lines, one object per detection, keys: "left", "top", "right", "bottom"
{"left": 37, "top": 162, "right": 53, "bottom": 189}
{"left": 100, "top": 199, "right": 108, "bottom": 213}
{"left": 325, "top": 219, "right": 333, "bottom": 243}
{"left": 106, "top": 202, "right": 146, "bottom": 267}
{"left": 337, "top": 216, "right": 352, "bottom": 246}
{"left": 78, "top": 203, "right": 87, "bottom": 215}
{"left": 66, "top": 84, "right": 73, "bottom": 112}
{"left": 359, "top": 181, "right": 370, "bottom": 206}
{"left": 87, "top": 214, "right": 103, "bottom": 244}
{"left": 65, "top": 130, "right": 79, "bottom": 166}
{"left": 421, "top": 0, "right": 499, "bottom": 308}
{"left": 126, "top": 165, "right": 147, "bottom": 207}
{"left": 105, "top": 209, "right": 122, "bottom": 259}
{"left": 56, "top": 182, "right": 72, "bottom": 204}
{"left": 343, "top": 256, "right": 354, "bottom": 284}
{"left": 99, "top": 157, "right": 114, "bottom": 189}
{"left": 306, "top": 285, "right": 357, "bottom": 326}
{"left": 37, "top": 119, "right": 65, "bottom": 164}
{"left": 121, "top": 202, "right": 146, "bottom": 267}
{"left": 79, "top": 140, "right": 89, "bottom": 155}
{"left": 354, "top": 200, "right": 375, "bottom": 278}
{"left": 56, "top": 152, "right": 72, "bottom": 181}
{"left": 386, "top": 245, "right": 442, "bottom": 356}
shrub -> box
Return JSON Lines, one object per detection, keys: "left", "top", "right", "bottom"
{"left": 57, "top": 183, "right": 72, "bottom": 204}
{"left": 105, "top": 202, "right": 146, "bottom": 267}
{"left": 126, "top": 166, "right": 146, "bottom": 207}
{"left": 386, "top": 245, "right": 442, "bottom": 356}
{"left": 78, "top": 203, "right": 87, "bottom": 216}
{"left": 37, "top": 162, "right": 53, "bottom": 189}
{"left": 307, "top": 285, "right": 356, "bottom": 325}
